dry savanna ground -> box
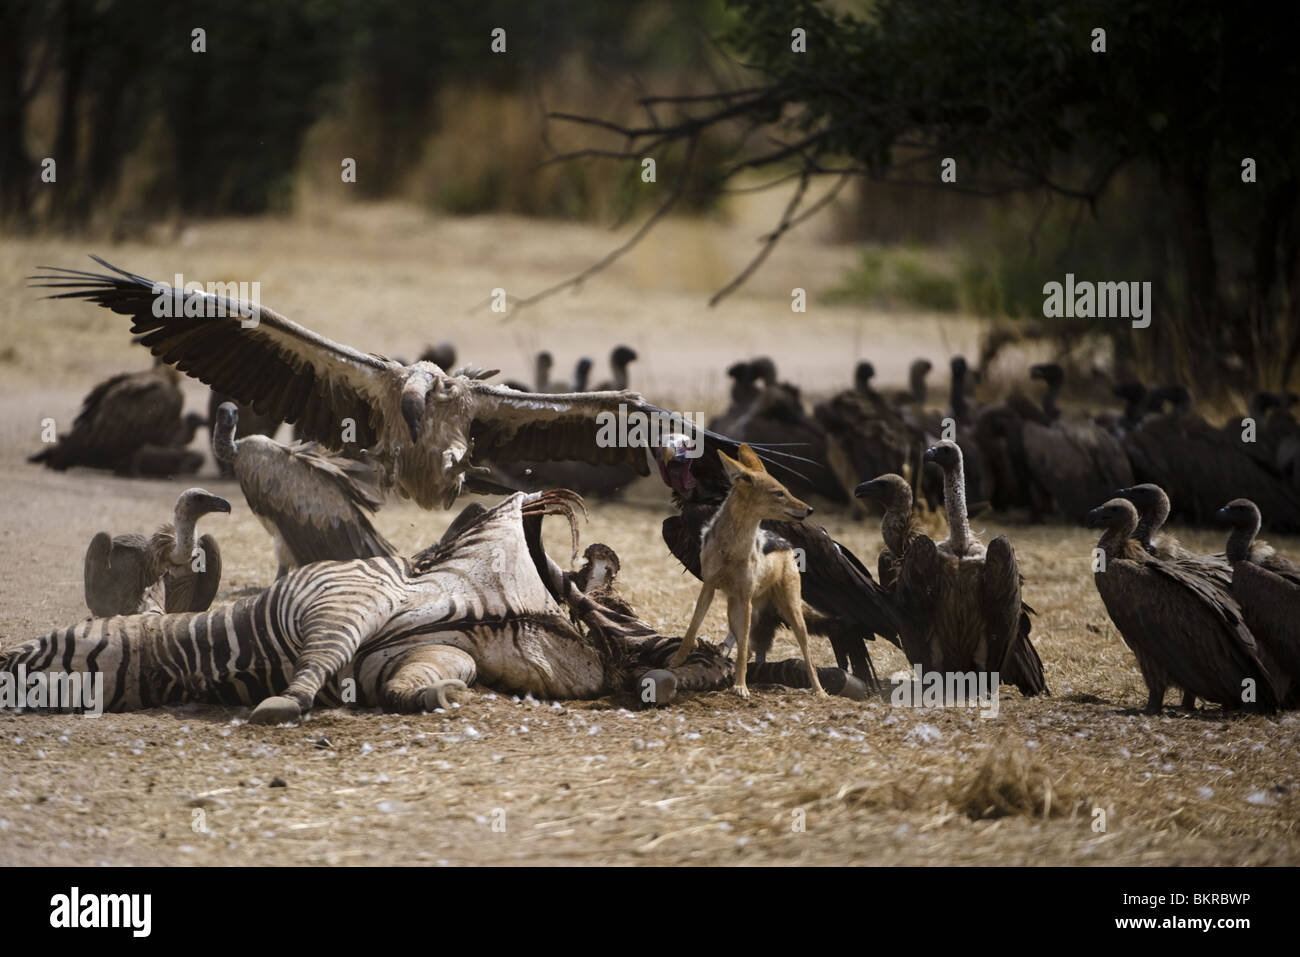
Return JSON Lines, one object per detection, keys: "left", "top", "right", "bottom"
{"left": 0, "top": 201, "right": 1296, "bottom": 866}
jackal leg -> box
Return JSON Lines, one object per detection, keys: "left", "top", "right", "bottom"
{"left": 669, "top": 583, "right": 716, "bottom": 668}
{"left": 727, "top": 593, "right": 753, "bottom": 698}
{"left": 774, "top": 570, "right": 827, "bottom": 697}
{"left": 379, "top": 644, "right": 477, "bottom": 713}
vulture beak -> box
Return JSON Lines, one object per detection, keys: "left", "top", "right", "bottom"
{"left": 400, "top": 390, "right": 425, "bottom": 442}
{"left": 1085, "top": 506, "right": 1108, "bottom": 528}
{"left": 854, "top": 479, "right": 882, "bottom": 500}
{"left": 207, "top": 495, "right": 233, "bottom": 515}
{"left": 923, "top": 446, "right": 938, "bottom": 464}
{"left": 1214, "top": 506, "right": 1232, "bottom": 524}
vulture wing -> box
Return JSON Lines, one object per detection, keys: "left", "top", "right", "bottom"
{"left": 83, "top": 532, "right": 151, "bottom": 617}
{"left": 234, "top": 437, "right": 397, "bottom": 566}
{"left": 161, "top": 533, "right": 223, "bottom": 613}
{"left": 1096, "top": 557, "right": 1279, "bottom": 710}
{"left": 1232, "top": 562, "right": 1300, "bottom": 704}
{"left": 467, "top": 382, "right": 814, "bottom": 482}
{"left": 979, "top": 535, "right": 1023, "bottom": 675}
{"left": 32, "top": 257, "right": 401, "bottom": 450}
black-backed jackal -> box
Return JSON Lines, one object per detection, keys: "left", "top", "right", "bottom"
{"left": 668, "top": 444, "right": 828, "bottom": 698}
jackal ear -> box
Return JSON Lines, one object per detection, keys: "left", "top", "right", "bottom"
{"left": 735, "top": 443, "right": 767, "bottom": 473}
{"left": 717, "top": 450, "right": 752, "bottom": 485}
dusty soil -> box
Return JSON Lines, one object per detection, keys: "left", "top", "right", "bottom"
{"left": 0, "top": 203, "right": 1296, "bottom": 866}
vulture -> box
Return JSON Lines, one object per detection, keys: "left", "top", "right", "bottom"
{"left": 572, "top": 357, "right": 594, "bottom": 392}
{"left": 1118, "top": 483, "right": 1231, "bottom": 581}
{"left": 208, "top": 389, "right": 280, "bottom": 476}
{"left": 890, "top": 358, "right": 933, "bottom": 409}
{"left": 419, "top": 341, "right": 457, "bottom": 370}
{"left": 29, "top": 362, "right": 204, "bottom": 476}
{"left": 1087, "top": 498, "right": 1280, "bottom": 714}
{"left": 815, "top": 358, "right": 930, "bottom": 514}
{"left": 704, "top": 358, "right": 846, "bottom": 504}
{"left": 84, "top": 487, "right": 229, "bottom": 617}
{"left": 32, "top": 257, "right": 794, "bottom": 510}
{"left": 917, "top": 355, "right": 987, "bottom": 510}
{"left": 1217, "top": 498, "right": 1300, "bottom": 707}
{"left": 656, "top": 433, "right": 899, "bottom": 684}
{"left": 593, "top": 345, "right": 638, "bottom": 392}
{"left": 855, "top": 444, "right": 1048, "bottom": 697}
{"left": 1119, "top": 382, "right": 1300, "bottom": 530}
{"left": 213, "top": 402, "right": 397, "bottom": 576}
{"left": 1012, "top": 363, "right": 1134, "bottom": 522}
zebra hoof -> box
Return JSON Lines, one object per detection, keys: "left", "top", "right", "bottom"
{"left": 250, "top": 696, "right": 302, "bottom": 725}
{"left": 637, "top": 670, "right": 678, "bottom": 708}
{"left": 423, "top": 679, "right": 468, "bottom": 711}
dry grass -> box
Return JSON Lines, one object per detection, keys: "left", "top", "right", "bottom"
{"left": 0, "top": 206, "right": 1297, "bottom": 866}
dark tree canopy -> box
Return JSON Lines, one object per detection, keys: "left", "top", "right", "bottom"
{"left": 550, "top": 0, "right": 1300, "bottom": 389}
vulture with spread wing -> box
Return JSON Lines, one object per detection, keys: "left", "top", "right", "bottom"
{"left": 33, "top": 257, "right": 773, "bottom": 510}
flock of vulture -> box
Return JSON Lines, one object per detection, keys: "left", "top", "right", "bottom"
{"left": 19, "top": 256, "right": 1300, "bottom": 716}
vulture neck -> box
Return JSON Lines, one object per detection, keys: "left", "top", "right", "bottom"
{"left": 535, "top": 357, "right": 550, "bottom": 391}
{"left": 909, "top": 366, "right": 928, "bottom": 403}
{"left": 881, "top": 498, "right": 916, "bottom": 557}
{"left": 950, "top": 369, "right": 968, "bottom": 422}
{"left": 212, "top": 420, "right": 238, "bottom": 467}
{"left": 1098, "top": 520, "right": 1141, "bottom": 561}
{"left": 167, "top": 506, "right": 197, "bottom": 567}
{"left": 1040, "top": 380, "right": 1062, "bottom": 421}
{"left": 611, "top": 364, "right": 629, "bottom": 391}
{"left": 1135, "top": 498, "right": 1169, "bottom": 552}
{"left": 940, "top": 461, "right": 974, "bottom": 557}
{"left": 1225, "top": 517, "right": 1261, "bottom": 565}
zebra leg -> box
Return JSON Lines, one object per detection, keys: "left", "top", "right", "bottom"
{"left": 379, "top": 644, "right": 477, "bottom": 713}
{"left": 250, "top": 610, "right": 372, "bottom": 724}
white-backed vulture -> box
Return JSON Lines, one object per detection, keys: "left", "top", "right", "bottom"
{"left": 814, "top": 360, "right": 925, "bottom": 515}
{"left": 855, "top": 443, "right": 1048, "bottom": 696}
{"left": 1087, "top": 498, "right": 1280, "bottom": 714}
{"left": 1118, "top": 483, "right": 1231, "bottom": 580}
{"left": 703, "top": 358, "right": 846, "bottom": 504}
{"left": 572, "top": 357, "right": 594, "bottom": 392}
{"left": 1121, "top": 383, "right": 1300, "bottom": 530}
{"left": 29, "top": 362, "right": 202, "bottom": 476}
{"left": 33, "top": 257, "right": 796, "bottom": 510}
{"left": 84, "top": 487, "right": 228, "bottom": 617}
{"left": 208, "top": 389, "right": 280, "bottom": 476}
{"left": 1217, "top": 498, "right": 1300, "bottom": 707}
{"left": 593, "top": 345, "right": 638, "bottom": 392}
{"left": 213, "top": 402, "right": 397, "bottom": 576}
{"left": 1010, "top": 363, "right": 1134, "bottom": 522}
{"left": 657, "top": 433, "right": 899, "bottom": 684}
{"left": 890, "top": 358, "right": 933, "bottom": 409}
{"left": 419, "top": 341, "right": 457, "bottom": 370}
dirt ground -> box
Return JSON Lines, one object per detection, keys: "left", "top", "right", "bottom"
{"left": 1, "top": 202, "right": 1297, "bottom": 866}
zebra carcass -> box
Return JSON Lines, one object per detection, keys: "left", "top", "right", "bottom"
{"left": 3, "top": 491, "right": 855, "bottom": 722}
